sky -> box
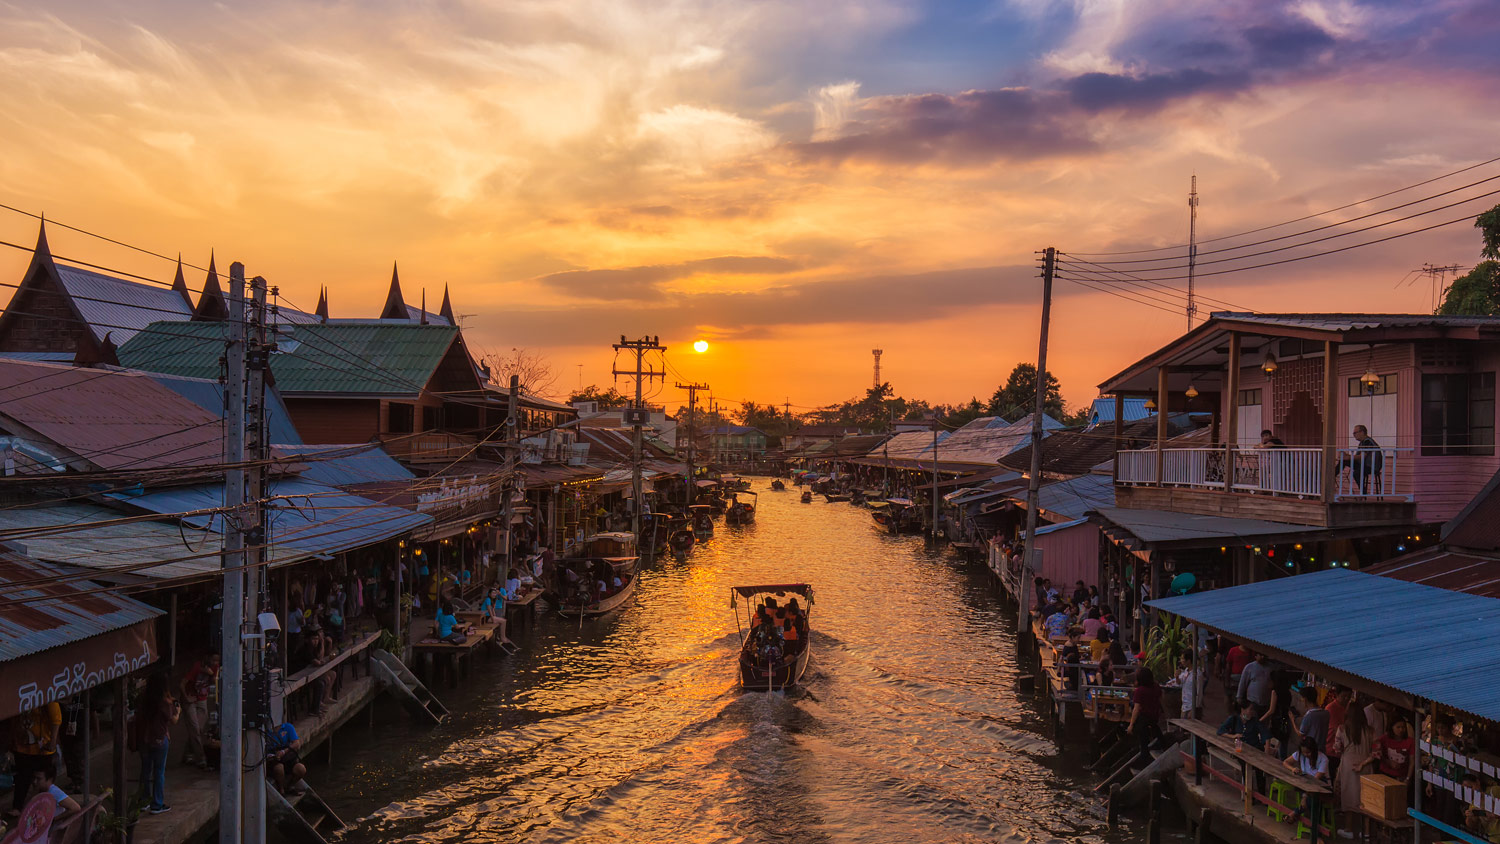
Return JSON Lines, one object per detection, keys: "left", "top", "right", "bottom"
{"left": 0, "top": 0, "right": 1497, "bottom": 413}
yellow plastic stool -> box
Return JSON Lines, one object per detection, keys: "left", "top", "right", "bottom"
{"left": 1267, "top": 780, "right": 1295, "bottom": 822}
{"left": 1294, "top": 803, "right": 1334, "bottom": 839}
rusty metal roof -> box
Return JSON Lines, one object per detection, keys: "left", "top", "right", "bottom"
{"left": 0, "top": 359, "right": 223, "bottom": 471}
{"left": 1366, "top": 548, "right": 1500, "bottom": 599}
{"left": 0, "top": 545, "right": 163, "bottom": 662}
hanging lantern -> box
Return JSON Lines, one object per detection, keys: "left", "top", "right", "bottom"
{"left": 1262, "top": 350, "right": 1278, "bottom": 375}
{"left": 1143, "top": 397, "right": 1157, "bottom": 411}
{"left": 1360, "top": 368, "right": 1380, "bottom": 392}
{"left": 1185, "top": 384, "right": 1199, "bottom": 399}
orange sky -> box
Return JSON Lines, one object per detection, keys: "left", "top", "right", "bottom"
{"left": 1, "top": 0, "right": 1496, "bottom": 414}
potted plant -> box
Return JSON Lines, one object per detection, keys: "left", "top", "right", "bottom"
{"left": 92, "top": 804, "right": 141, "bottom": 844}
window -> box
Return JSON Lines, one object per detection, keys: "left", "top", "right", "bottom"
{"left": 388, "top": 403, "right": 414, "bottom": 434}
{"left": 1347, "top": 373, "right": 1398, "bottom": 397}
{"left": 1422, "top": 372, "right": 1495, "bottom": 456}
{"left": 422, "top": 406, "right": 443, "bottom": 431}
{"left": 1237, "top": 389, "right": 1261, "bottom": 406}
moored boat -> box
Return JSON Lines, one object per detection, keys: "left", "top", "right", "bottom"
{"left": 800, "top": 490, "right": 813, "bottom": 503}
{"left": 690, "top": 504, "right": 716, "bottom": 539}
{"left": 869, "top": 498, "right": 923, "bottom": 534}
{"left": 732, "top": 583, "right": 814, "bottom": 692}
{"left": 552, "top": 555, "right": 639, "bottom": 616}
{"left": 823, "top": 492, "right": 851, "bottom": 503}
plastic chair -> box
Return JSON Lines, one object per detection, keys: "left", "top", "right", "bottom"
{"left": 1267, "top": 780, "right": 1296, "bottom": 822}
{"left": 1294, "top": 802, "right": 1334, "bottom": 839}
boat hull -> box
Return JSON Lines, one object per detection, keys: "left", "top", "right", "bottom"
{"left": 739, "top": 642, "right": 811, "bottom": 691}
{"left": 557, "top": 575, "right": 638, "bottom": 617}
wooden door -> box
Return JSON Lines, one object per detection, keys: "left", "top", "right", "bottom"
{"left": 1283, "top": 392, "right": 1323, "bottom": 446}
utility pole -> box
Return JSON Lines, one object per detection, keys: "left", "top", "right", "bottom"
{"left": 612, "top": 336, "right": 667, "bottom": 542}
{"left": 1186, "top": 175, "right": 1199, "bottom": 330}
{"left": 930, "top": 420, "right": 940, "bottom": 542}
{"left": 243, "top": 275, "right": 270, "bottom": 844}
{"left": 220, "top": 265, "right": 247, "bottom": 844}
{"left": 502, "top": 375, "right": 520, "bottom": 579}
{"left": 676, "top": 382, "right": 708, "bottom": 507}
{"left": 1019, "top": 247, "right": 1056, "bottom": 642}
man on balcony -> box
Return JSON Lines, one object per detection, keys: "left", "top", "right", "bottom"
{"left": 1337, "top": 425, "right": 1384, "bottom": 494}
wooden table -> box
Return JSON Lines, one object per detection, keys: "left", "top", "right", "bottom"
{"left": 1172, "top": 718, "right": 1334, "bottom": 844}
{"left": 1352, "top": 805, "right": 1413, "bottom": 844}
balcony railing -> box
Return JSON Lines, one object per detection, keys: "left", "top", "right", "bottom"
{"left": 1117, "top": 446, "right": 1411, "bottom": 502}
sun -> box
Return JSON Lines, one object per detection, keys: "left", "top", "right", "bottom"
{"left": 693, "top": 340, "right": 709, "bottom": 353}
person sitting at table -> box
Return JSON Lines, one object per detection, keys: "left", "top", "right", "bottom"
{"left": 1282, "top": 735, "right": 1330, "bottom": 827}
{"left": 435, "top": 602, "right": 467, "bottom": 645}
{"left": 1059, "top": 627, "right": 1084, "bottom": 690}
{"left": 1218, "top": 700, "right": 1269, "bottom": 751}
{"left": 505, "top": 568, "right": 523, "bottom": 599}
{"left": 1089, "top": 626, "right": 1111, "bottom": 663}
{"left": 479, "top": 586, "right": 504, "bottom": 623}
{"left": 1043, "top": 604, "right": 1072, "bottom": 640}
{"left": 1081, "top": 607, "right": 1104, "bottom": 641}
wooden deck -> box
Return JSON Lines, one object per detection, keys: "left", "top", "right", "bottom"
{"left": 408, "top": 612, "right": 510, "bottom": 687}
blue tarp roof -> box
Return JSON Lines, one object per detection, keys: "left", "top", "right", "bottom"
{"left": 108, "top": 477, "right": 429, "bottom": 559}
{"left": 277, "top": 444, "right": 415, "bottom": 487}
{"left": 1089, "top": 396, "right": 1154, "bottom": 425}
{"left": 1035, "top": 473, "right": 1115, "bottom": 519}
{"left": 1147, "top": 569, "right": 1500, "bottom": 723}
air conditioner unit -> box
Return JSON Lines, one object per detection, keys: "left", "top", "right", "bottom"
{"left": 623, "top": 407, "right": 649, "bottom": 426}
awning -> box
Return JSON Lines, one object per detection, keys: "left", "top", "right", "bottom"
{"left": 109, "top": 478, "right": 431, "bottom": 558}
{"left": 1146, "top": 569, "right": 1500, "bottom": 723}
{"left": 1091, "top": 506, "right": 1345, "bottom": 552}
{"left": 0, "top": 549, "right": 162, "bottom": 721}
{"left": 1366, "top": 548, "right": 1500, "bottom": 598}
{"left": 1035, "top": 517, "right": 1090, "bottom": 536}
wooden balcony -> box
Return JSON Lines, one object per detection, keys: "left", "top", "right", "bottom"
{"left": 378, "top": 431, "right": 478, "bottom": 463}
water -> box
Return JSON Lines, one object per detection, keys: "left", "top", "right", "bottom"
{"left": 320, "top": 482, "right": 1154, "bottom": 843}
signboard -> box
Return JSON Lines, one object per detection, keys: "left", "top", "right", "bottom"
{"left": 0, "top": 621, "right": 157, "bottom": 722}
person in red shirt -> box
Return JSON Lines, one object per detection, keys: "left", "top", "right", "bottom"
{"left": 1225, "top": 642, "right": 1252, "bottom": 701}
{"left": 1365, "top": 718, "right": 1415, "bottom": 781}
{"left": 1323, "top": 686, "right": 1351, "bottom": 781}
{"left": 1127, "top": 668, "right": 1164, "bottom": 765}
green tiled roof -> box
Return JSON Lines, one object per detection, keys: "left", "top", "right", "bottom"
{"left": 117, "top": 321, "right": 462, "bottom": 395}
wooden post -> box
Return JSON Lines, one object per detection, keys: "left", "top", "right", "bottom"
{"left": 1225, "top": 333, "right": 1240, "bottom": 492}
{"left": 1156, "top": 366, "right": 1170, "bottom": 485}
{"left": 1322, "top": 342, "right": 1339, "bottom": 503}
{"left": 168, "top": 593, "right": 178, "bottom": 668}
{"left": 112, "top": 678, "right": 126, "bottom": 843}
{"left": 1195, "top": 808, "right": 1213, "bottom": 844}
{"left": 1147, "top": 777, "right": 1163, "bottom": 844}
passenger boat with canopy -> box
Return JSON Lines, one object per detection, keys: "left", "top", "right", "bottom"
{"left": 725, "top": 491, "right": 757, "bottom": 525}
{"left": 552, "top": 532, "right": 640, "bottom": 616}
{"left": 869, "top": 498, "right": 923, "bottom": 534}
{"left": 689, "top": 504, "right": 716, "bottom": 538}
{"left": 731, "top": 583, "right": 814, "bottom": 691}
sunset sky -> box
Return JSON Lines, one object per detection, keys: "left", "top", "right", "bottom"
{"left": 1, "top": 0, "right": 1497, "bottom": 413}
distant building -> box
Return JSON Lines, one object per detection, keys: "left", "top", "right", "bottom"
{"left": 783, "top": 424, "right": 861, "bottom": 451}
{"left": 704, "top": 425, "right": 768, "bottom": 462}
{"left": 572, "top": 403, "right": 678, "bottom": 449}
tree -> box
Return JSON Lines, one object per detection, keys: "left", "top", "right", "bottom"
{"left": 1438, "top": 203, "right": 1500, "bottom": 316}
{"left": 935, "top": 397, "right": 988, "bottom": 428}
{"left": 989, "top": 362, "right": 1065, "bottom": 420}
{"left": 736, "top": 401, "right": 793, "bottom": 445}
{"left": 567, "top": 384, "right": 630, "bottom": 409}
{"left": 485, "top": 347, "right": 559, "bottom": 396}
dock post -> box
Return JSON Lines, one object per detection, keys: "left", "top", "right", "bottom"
{"left": 1146, "top": 778, "right": 1163, "bottom": 844}
{"left": 1107, "top": 784, "right": 1120, "bottom": 829}
{"left": 1194, "top": 808, "right": 1212, "bottom": 844}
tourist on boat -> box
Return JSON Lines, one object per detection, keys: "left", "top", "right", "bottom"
{"left": 612, "top": 573, "right": 624, "bottom": 590}
{"left": 266, "top": 721, "right": 307, "bottom": 795}
{"left": 1331, "top": 703, "right": 1375, "bottom": 819}
{"left": 1126, "top": 668, "right": 1164, "bottom": 765}
{"left": 479, "top": 587, "right": 504, "bottom": 623}
{"left": 436, "top": 602, "right": 467, "bottom": 645}
{"left": 1217, "top": 700, "right": 1269, "bottom": 751}
{"left": 25, "top": 759, "right": 80, "bottom": 819}
{"left": 1364, "top": 717, "right": 1416, "bottom": 782}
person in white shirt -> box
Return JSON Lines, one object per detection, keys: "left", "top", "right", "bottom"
{"left": 1282, "top": 735, "right": 1331, "bottom": 826}
{"left": 30, "top": 761, "right": 81, "bottom": 818}
{"left": 1171, "top": 652, "right": 1205, "bottom": 718}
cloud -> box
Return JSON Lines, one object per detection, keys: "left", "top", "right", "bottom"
{"left": 1064, "top": 68, "right": 1250, "bottom": 113}
{"left": 538, "top": 255, "right": 801, "bottom": 300}
{"left": 794, "top": 88, "right": 1096, "bottom": 166}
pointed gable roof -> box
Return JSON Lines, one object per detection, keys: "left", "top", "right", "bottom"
{"left": 193, "top": 253, "right": 228, "bottom": 321}
{"left": 170, "top": 255, "right": 192, "bottom": 306}
{"left": 380, "top": 262, "right": 407, "bottom": 320}
{"left": 439, "top": 285, "right": 454, "bottom": 323}
{"left": 315, "top": 286, "right": 328, "bottom": 321}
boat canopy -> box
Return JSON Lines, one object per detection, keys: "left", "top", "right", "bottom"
{"left": 695, "top": 479, "right": 720, "bottom": 487}
{"left": 731, "top": 583, "right": 813, "bottom": 598}
{"left": 886, "top": 497, "right": 914, "bottom": 506}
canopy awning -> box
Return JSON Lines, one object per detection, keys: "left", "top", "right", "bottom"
{"left": 1147, "top": 569, "right": 1500, "bottom": 723}
{"left": 731, "top": 583, "right": 813, "bottom": 598}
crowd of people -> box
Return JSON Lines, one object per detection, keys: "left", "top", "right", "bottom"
{"left": 745, "top": 597, "right": 807, "bottom": 669}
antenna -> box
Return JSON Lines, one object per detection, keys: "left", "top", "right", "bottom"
{"left": 1186, "top": 175, "right": 1199, "bottom": 330}
{"left": 872, "top": 349, "right": 883, "bottom": 389}
{"left": 1416, "top": 263, "right": 1466, "bottom": 312}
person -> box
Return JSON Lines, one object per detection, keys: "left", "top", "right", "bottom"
{"left": 1218, "top": 700, "right": 1269, "bottom": 751}
{"left": 1044, "top": 580, "right": 1060, "bottom": 604}
{"left": 179, "top": 651, "right": 221, "bottom": 769}
{"left": 1237, "top": 651, "right": 1272, "bottom": 713}
{"left": 435, "top": 602, "right": 467, "bottom": 645}
{"left": 1033, "top": 577, "right": 1047, "bottom": 610}
{"left": 1257, "top": 429, "right": 1286, "bottom": 448}
{"left": 505, "top": 568, "right": 523, "bottom": 600}
{"left": 266, "top": 721, "right": 307, "bottom": 794}
{"left": 1324, "top": 686, "right": 1352, "bottom": 782}
{"left": 1089, "top": 625, "right": 1111, "bottom": 663}
{"left": 1283, "top": 736, "right": 1331, "bottom": 826}
{"left": 27, "top": 759, "right": 80, "bottom": 819}
{"left": 1461, "top": 773, "right": 1500, "bottom": 843}
{"left": 479, "top": 586, "right": 504, "bottom": 623}
{"left": 133, "top": 673, "right": 179, "bottom": 814}
{"left": 1059, "top": 627, "right": 1084, "bottom": 691}
{"left": 1366, "top": 718, "right": 1415, "bottom": 782}
{"left": 1265, "top": 671, "right": 1295, "bottom": 757}
{"left": 286, "top": 596, "right": 305, "bottom": 657}
{"left": 1088, "top": 585, "right": 1101, "bottom": 607}
{"left": 1171, "top": 652, "right": 1204, "bottom": 719}
{"left": 1332, "top": 702, "right": 1376, "bottom": 818}
{"left": 1081, "top": 607, "right": 1104, "bottom": 641}
{"left": 1071, "top": 580, "right": 1089, "bottom": 605}
{"left": 1127, "top": 668, "right": 1164, "bottom": 765}
{"left": 58, "top": 695, "right": 87, "bottom": 791}
{"left": 1043, "top": 604, "right": 1071, "bottom": 640}
{"left": 1294, "top": 685, "right": 1330, "bottom": 752}
{"left": 612, "top": 573, "right": 624, "bottom": 590}
{"left": 10, "top": 702, "right": 62, "bottom": 814}
{"left": 1337, "top": 425, "right": 1384, "bottom": 493}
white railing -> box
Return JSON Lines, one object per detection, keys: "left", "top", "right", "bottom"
{"left": 1333, "top": 447, "right": 1411, "bottom": 501}
{"left": 1116, "top": 445, "right": 1414, "bottom": 502}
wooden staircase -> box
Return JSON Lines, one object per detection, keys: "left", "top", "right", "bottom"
{"left": 266, "top": 780, "right": 346, "bottom": 844}
{"left": 370, "top": 648, "right": 450, "bottom": 725}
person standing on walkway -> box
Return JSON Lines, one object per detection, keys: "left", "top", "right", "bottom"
{"left": 1127, "top": 668, "right": 1164, "bottom": 766}
{"left": 179, "top": 651, "right": 220, "bottom": 769}
{"left": 9, "top": 702, "right": 61, "bottom": 814}
{"left": 1237, "top": 651, "right": 1272, "bottom": 711}
{"left": 1332, "top": 703, "right": 1376, "bottom": 826}
{"left": 133, "top": 673, "right": 179, "bottom": 814}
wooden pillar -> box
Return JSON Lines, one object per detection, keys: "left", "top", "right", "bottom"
{"left": 168, "top": 593, "right": 177, "bottom": 668}
{"left": 1156, "top": 366, "right": 1170, "bottom": 485}
{"left": 1322, "top": 341, "right": 1339, "bottom": 502}
{"left": 1113, "top": 393, "right": 1125, "bottom": 483}
{"left": 1225, "top": 333, "right": 1241, "bottom": 492}
{"left": 112, "top": 678, "right": 126, "bottom": 840}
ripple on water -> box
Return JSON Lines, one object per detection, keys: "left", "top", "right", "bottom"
{"left": 321, "top": 482, "right": 1155, "bottom": 844}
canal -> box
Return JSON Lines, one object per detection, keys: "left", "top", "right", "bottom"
{"left": 320, "top": 480, "right": 1164, "bottom": 843}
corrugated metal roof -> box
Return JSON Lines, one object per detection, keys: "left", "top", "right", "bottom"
{"left": 54, "top": 263, "right": 194, "bottom": 346}
{"left": 1366, "top": 548, "right": 1500, "bottom": 599}
{"left": 278, "top": 444, "right": 415, "bottom": 487}
{"left": 0, "top": 503, "right": 300, "bottom": 581}
{"left": 0, "top": 359, "right": 223, "bottom": 471}
{"left": 116, "top": 321, "right": 463, "bottom": 396}
{"left": 1210, "top": 312, "right": 1500, "bottom": 332}
{"left": 1035, "top": 517, "right": 1090, "bottom": 536}
{"left": 108, "top": 478, "right": 430, "bottom": 557}
{"left": 1091, "top": 506, "right": 1333, "bottom": 549}
{"left": 1089, "top": 397, "right": 1154, "bottom": 425}
{"left": 1146, "top": 569, "right": 1500, "bottom": 723}
{"left": 1034, "top": 473, "right": 1116, "bottom": 519}
{"left": 0, "top": 547, "right": 163, "bottom": 662}
{"left": 148, "top": 372, "right": 303, "bottom": 446}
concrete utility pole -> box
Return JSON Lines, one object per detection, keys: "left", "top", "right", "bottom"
{"left": 613, "top": 336, "right": 667, "bottom": 542}
{"left": 244, "top": 275, "right": 271, "bottom": 844}
{"left": 220, "top": 265, "right": 247, "bottom": 844}
{"left": 502, "top": 375, "right": 520, "bottom": 578}
{"left": 676, "top": 382, "right": 709, "bottom": 508}
{"left": 930, "top": 422, "right": 940, "bottom": 542}
{"left": 1186, "top": 176, "right": 1199, "bottom": 330}
{"left": 1019, "top": 247, "right": 1056, "bottom": 641}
